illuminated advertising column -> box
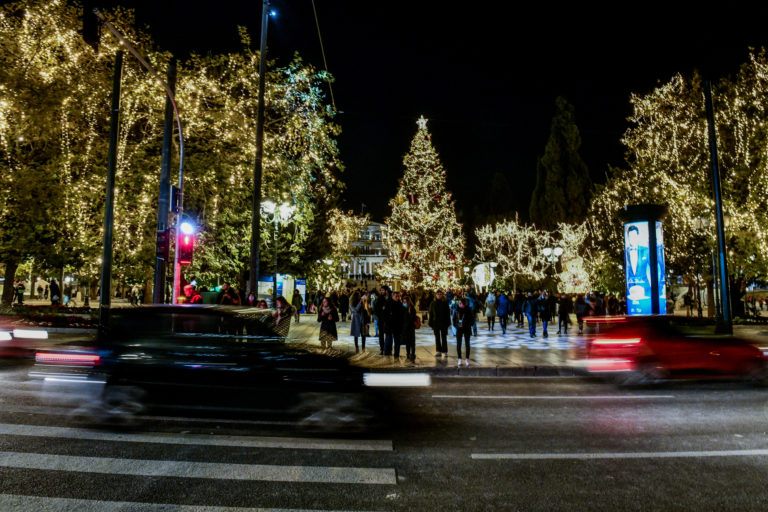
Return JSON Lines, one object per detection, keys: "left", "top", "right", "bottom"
{"left": 620, "top": 205, "right": 667, "bottom": 316}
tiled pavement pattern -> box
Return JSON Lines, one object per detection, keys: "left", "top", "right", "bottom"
{"left": 286, "top": 315, "right": 588, "bottom": 370}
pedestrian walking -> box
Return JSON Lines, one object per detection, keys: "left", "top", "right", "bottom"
{"left": 291, "top": 289, "right": 303, "bottom": 323}
{"left": 349, "top": 291, "right": 367, "bottom": 353}
{"left": 339, "top": 290, "right": 350, "bottom": 322}
{"left": 317, "top": 297, "right": 339, "bottom": 349}
{"left": 523, "top": 292, "right": 538, "bottom": 338}
{"left": 429, "top": 290, "right": 451, "bottom": 358}
{"left": 557, "top": 293, "right": 573, "bottom": 335}
{"left": 452, "top": 297, "right": 474, "bottom": 366}
{"left": 537, "top": 291, "right": 553, "bottom": 338}
{"left": 49, "top": 279, "right": 61, "bottom": 306}
{"left": 375, "top": 287, "right": 390, "bottom": 354}
{"left": 575, "top": 294, "right": 588, "bottom": 335}
{"left": 401, "top": 295, "right": 418, "bottom": 361}
{"left": 484, "top": 291, "right": 496, "bottom": 331}
{"left": 497, "top": 291, "right": 510, "bottom": 335}
{"left": 387, "top": 290, "right": 405, "bottom": 357}
{"left": 467, "top": 290, "right": 479, "bottom": 336}
{"left": 14, "top": 280, "right": 25, "bottom": 305}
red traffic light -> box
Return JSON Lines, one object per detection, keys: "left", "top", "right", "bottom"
{"left": 179, "top": 234, "right": 194, "bottom": 265}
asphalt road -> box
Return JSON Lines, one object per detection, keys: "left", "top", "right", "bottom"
{"left": 1, "top": 362, "right": 768, "bottom": 511}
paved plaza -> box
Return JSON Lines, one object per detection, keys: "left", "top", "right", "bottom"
{"left": 287, "top": 314, "right": 588, "bottom": 373}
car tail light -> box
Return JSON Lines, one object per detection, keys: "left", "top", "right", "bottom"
{"left": 587, "top": 358, "right": 636, "bottom": 372}
{"left": 35, "top": 352, "right": 101, "bottom": 365}
{"left": 584, "top": 316, "right": 627, "bottom": 324}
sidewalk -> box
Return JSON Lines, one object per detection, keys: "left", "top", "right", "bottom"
{"left": 287, "top": 315, "right": 585, "bottom": 376}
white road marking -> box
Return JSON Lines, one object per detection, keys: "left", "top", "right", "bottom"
{"left": 0, "top": 494, "right": 384, "bottom": 512}
{"left": 433, "top": 394, "right": 675, "bottom": 400}
{"left": 0, "top": 423, "right": 392, "bottom": 451}
{"left": 472, "top": 449, "right": 768, "bottom": 460}
{"left": 0, "top": 451, "right": 397, "bottom": 484}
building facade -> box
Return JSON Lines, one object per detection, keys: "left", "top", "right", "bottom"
{"left": 343, "top": 221, "right": 389, "bottom": 289}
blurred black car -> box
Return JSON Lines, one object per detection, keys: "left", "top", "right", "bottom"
{"left": 33, "top": 305, "right": 378, "bottom": 432}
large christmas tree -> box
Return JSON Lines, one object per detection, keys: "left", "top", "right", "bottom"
{"left": 381, "top": 116, "right": 465, "bottom": 289}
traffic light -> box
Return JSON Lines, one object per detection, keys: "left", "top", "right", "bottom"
{"left": 156, "top": 229, "right": 170, "bottom": 261}
{"left": 79, "top": 2, "right": 100, "bottom": 52}
{"left": 178, "top": 223, "right": 195, "bottom": 265}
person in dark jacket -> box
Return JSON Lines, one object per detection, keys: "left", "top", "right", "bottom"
{"left": 291, "top": 289, "right": 303, "bottom": 323}
{"left": 338, "top": 290, "right": 350, "bottom": 321}
{"left": 513, "top": 291, "right": 525, "bottom": 327}
{"left": 385, "top": 290, "right": 404, "bottom": 356}
{"left": 374, "top": 286, "right": 390, "bottom": 354}
{"left": 537, "top": 291, "right": 553, "bottom": 338}
{"left": 557, "top": 293, "right": 573, "bottom": 335}
{"left": 49, "top": 279, "right": 61, "bottom": 306}
{"left": 523, "top": 292, "right": 538, "bottom": 338}
{"left": 428, "top": 290, "right": 451, "bottom": 358}
{"left": 452, "top": 297, "right": 475, "bottom": 366}
{"left": 349, "top": 291, "right": 367, "bottom": 353}
{"left": 575, "top": 294, "right": 588, "bottom": 335}
{"left": 400, "top": 295, "right": 417, "bottom": 361}
{"left": 317, "top": 297, "right": 339, "bottom": 349}
{"left": 496, "top": 291, "right": 511, "bottom": 335}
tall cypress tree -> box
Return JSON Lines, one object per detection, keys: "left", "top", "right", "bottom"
{"left": 529, "top": 97, "right": 591, "bottom": 229}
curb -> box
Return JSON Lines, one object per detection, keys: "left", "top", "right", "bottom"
{"left": 365, "top": 365, "right": 581, "bottom": 377}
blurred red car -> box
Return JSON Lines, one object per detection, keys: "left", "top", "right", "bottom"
{"left": 586, "top": 316, "right": 768, "bottom": 385}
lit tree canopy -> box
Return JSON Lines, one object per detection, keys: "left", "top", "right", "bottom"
{"left": 381, "top": 116, "right": 465, "bottom": 289}
{"left": 475, "top": 217, "right": 590, "bottom": 292}
{"left": 590, "top": 51, "right": 768, "bottom": 292}
{"left": 0, "top": 0, "right": 342, "bottom": 300}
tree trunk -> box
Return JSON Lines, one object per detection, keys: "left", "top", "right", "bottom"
{"left": 706, "top": 279, "right": 715, "bottom": 318}
{"left": 1, "top": 259, "right": 18, "bottom": 305}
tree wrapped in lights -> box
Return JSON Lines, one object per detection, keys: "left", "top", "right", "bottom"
{"left": 556, "top": 222, "right": 591, "bottom": 293}
{"left": 179, "top": 47, "right": 343, "bottom": 285}
{"left": 381, "top": 116, "right": 465, "bottom": 289}
{"left": 590, "top": 50, "right": 768, "bottom": 304}
{"left": 0, "top": 1, "right": 343, "bottom": 301}
{"left": 475, "top": 215, "right": 550, "bottom": 290}
{"left": 304, "top": 208, "right": 369, "bottom": 289}
{"left": 475, "top": 217, "right": 590, "bottom": 292}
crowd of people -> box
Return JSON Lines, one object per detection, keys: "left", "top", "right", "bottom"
{"left": 302, "top": 286, "right": 624, "bottom": 366}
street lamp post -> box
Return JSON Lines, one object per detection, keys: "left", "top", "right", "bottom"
{"left": 542, "top": 246, "right": 564, "bottom": 290}
{"left": 249, "top": 2, "right": 277, "bottom": 297}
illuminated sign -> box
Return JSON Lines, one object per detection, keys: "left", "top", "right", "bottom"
{"left": 624, "top": 220, "right": 666, "bottom": 315}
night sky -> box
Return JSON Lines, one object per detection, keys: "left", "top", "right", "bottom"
{"left": 98, "top": 1, "right": 768, "bottom": 223}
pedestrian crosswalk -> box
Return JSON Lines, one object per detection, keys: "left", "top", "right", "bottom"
{"left": 0, "top": 369, "right": 397, "bottom": 511}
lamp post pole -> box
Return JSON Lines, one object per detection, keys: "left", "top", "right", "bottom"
{"left": 250, "top": 0, "right": 271, "bottom": 297}
{"left": 704, "top": 80, "right": 732, "bottom": 333}
{"left": 97, "top": 50, "right": 123, "bottom": 342}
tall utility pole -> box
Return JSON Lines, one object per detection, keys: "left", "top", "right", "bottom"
{"left": 704, "top": 80, "right": 732, "bottom": 334}
{"left": 154, "top": 58, "right": 177, "bottom": 304}
{"left": 249, "top": 0, "right": 271, "bottom": 297}
{"left": 98, "top": 50, "right": 123, "bottom": 341}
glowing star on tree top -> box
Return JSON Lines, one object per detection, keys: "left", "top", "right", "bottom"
{"left": 416, "top": 115, "right": 428, "bottom": 130}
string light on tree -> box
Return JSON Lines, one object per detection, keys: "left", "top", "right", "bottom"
{"left": 380, "top": 116, "right": 465, "bottom": 289}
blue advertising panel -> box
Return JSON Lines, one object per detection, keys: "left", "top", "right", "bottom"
{"left": 625, "top": 221, "right": 652, "bottom": 315}
{"left": 624, "top": 220, "right": 667, "bottom": 315}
